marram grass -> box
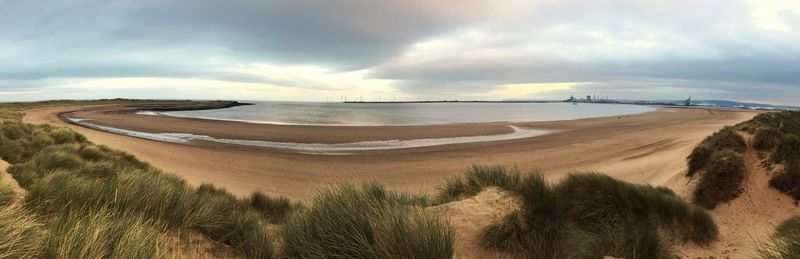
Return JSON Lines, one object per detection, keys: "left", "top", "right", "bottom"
{"left": 0, "top": 119, "right": 293, "bottom": 258}
{"left": 444, "top": 166, "right": 717, "bottom": 259}
{"left": 283, "top": 182, "right": 453, "bottom": 259}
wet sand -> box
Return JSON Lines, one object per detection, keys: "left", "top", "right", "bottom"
{"left": 25, "top": 104, "right": 759, "bottom": 200}
{"left": 64, "top": 105, "right": 515, "bottom": 144}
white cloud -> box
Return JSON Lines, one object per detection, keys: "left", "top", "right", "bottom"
{"left": 751, "top": 0, "right": 800, "bottom": 32}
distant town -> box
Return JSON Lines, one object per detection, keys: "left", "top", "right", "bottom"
{"left": 563, "top": 95, "right": 799, "bottom": 111}
{"left": 343, "top": 95, "right": 798, "bottom": 111}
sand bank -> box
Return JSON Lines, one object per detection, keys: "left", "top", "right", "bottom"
{"left": 63, "top": 105, "right": 516, "bottom": 144}
{"left": 66, "top": 116, "right": 551, "bottom": 153}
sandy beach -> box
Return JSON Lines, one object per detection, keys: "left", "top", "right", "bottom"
{"left": 25, "top": 104, "right": 758, "bottom": 201}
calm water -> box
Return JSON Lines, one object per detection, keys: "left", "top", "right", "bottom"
{"left": 162, "top": 102, "right": 656, "bottom": 126}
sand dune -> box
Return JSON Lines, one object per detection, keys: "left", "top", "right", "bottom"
{"left": 671, "top": 134, "right": 800, "bottom": 258}
{"left": 427, "top": 187, "right": 520, "bottom": 259}
{"left": 22, "top": 104, "right": 766, "bottom": 258}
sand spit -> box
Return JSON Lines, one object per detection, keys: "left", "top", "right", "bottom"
{"left": 65, "top": 117, "right": 551, "bottom": 154}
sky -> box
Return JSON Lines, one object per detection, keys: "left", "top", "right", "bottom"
{"left": 1, "top": 0, "right": 799, "bottom": 104}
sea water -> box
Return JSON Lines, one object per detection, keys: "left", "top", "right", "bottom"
{"left": 160, "top": 102, "right": 655, "bottom": 126}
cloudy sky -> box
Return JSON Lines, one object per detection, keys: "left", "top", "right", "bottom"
{"left": 2, "top": 0, "right": 799, "bottom": 104}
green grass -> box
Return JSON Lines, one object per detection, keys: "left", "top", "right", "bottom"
{"left": 758, "top": 216, "right": 800, "bottom": 259}
{"left": 448, "top": 166, "right": 717, "bottom": 258}
{"left": 283, "top": 182, "right": 453, "bottom": 259}
{"left": 692, "top": 150, "right": 746, "bottom": 209}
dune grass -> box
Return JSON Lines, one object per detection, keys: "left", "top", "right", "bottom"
{"left": 753, "top": 127, "right": 782, "bottom": 150}
{"left": 758, "top": 216, "right": 800, "bottom": 259}
{"left": 747, "top": 112, "right": 800, "bottom": 203}
{"left": 247, "top": 191, "right": 302, "bottom": 223}
{"left": 684, "top": 123, "right": 750, "bottom": 209}
{"left": 42, "top": 208, "right": 170, "bottom": 258}
{"left": 771, "top": 135, "right": 800, "bottom": 167}
{"left": 283, "top": 182, "right": 452, "bottom": 259}
{"left": 480, "top": 173, "right": 571, "bottom": 258}
{"left": 726, "top": 112, "right": 800, "bottom": 204}
{"left": 444, "top": 166, "right": 717, "bottom": 258}
{"left": 692, "top": 150, "right": 746, "bottom": 209}
{"left": 686, "top": 126, "right": 746, "bottom": 176}
{"left": 0, "top": 206, "right": 44, "bottom": 258}
{"left": 769, "top": 162, "right": 800, "bottom": 201}
{"left": 0, "top": 119, "right": 295, "bottom": 258}
{"left": 0, "top": 181, "right": 13, "bottom": 207}
{"left": 436, "top": 164, "right": 522, "bottom": 204}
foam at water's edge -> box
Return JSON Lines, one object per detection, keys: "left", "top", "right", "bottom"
{"left": 66, "top": 118, "right": 551, "bottom": 154}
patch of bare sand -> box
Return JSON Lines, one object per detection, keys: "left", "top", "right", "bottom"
{"left": 671, "top": 136, "right": 800, "bottom": 258}
{"left": 428, "top": 187, "right": 521, "bottom": 259}
{"left": 0, "top": 159, "right": 26, "bottom": 207}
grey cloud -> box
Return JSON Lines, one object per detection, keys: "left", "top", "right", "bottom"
{"left": 1, "top": 0, "right": 799, "bottom": 104}
{"left": 368, "top": 0, "right": 800, "bottom": 102}
{"left": 0, "top": 0, "right": 488, "bottom": 84}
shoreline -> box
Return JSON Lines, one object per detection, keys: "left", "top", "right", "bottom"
{"left": 152, "top": 101, "right": 659, "bottom": 127}
{"left": 64, "top": 116, "right": 554, "bottom": 154}
{"left": 25, "top": 103, "right": 761, "bottom": 201}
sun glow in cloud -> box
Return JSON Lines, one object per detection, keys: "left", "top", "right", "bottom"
{"left": 751, "top": 0, "right": 800, "bottom": 32}
{"left": 466, "top": 82, "right": 578, "bottom": 99}
{"left": 41, "top": 63, "right": 410, "bottom": 102}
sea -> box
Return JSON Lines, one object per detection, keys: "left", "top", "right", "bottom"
{"left": 158, "top": 101, "right": 656, "bottom": 126}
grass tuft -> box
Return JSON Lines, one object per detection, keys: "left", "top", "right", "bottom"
{"left": 686, "top": 126, "right": 746, "bottom": 176}
{"left": 470, "top": 168, "right": 717, "bottom": 258}
{"left": 769, "top": 162, "right": 800, "bottom": 201}
{"left": 692, "top": 150, "right": 746, "bottom": 209}
{"left": 758, "top": 216, "right": 800, "bottom": 259}
{"left": 771, "top": 135, "right": 800, "bottom": 167}
{"left": 248, "top": 191, "right": 301, "bottom": 223}
{"left": 0, "top": 182, "right": 13, "bottom": 207}
{"left": 481, "top": 174, "right": 570, "bottom": 258}
{"left": 753, "top": 127, "right": 783, "bottom": 150}
{"left": 42, "top": 208, "right": 169, "bottom": 258}
{"left": 0, "top": 207, "right": 44, "bottom": 258}
{"left": 283, "top": 182, "right": 453, "bottom": 259}
{"left": 437, "top": 165, "right": 522, "bottom": 204}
